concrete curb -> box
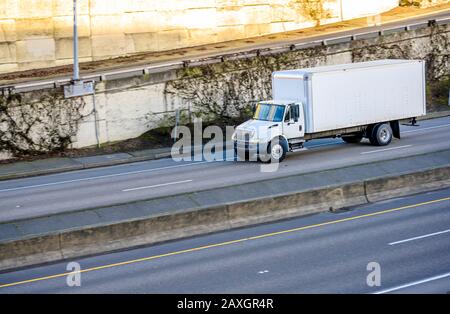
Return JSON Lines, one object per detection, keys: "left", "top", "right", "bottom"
{"left": 0, "top": 150, "right": 170, "bottom": 181}
{"left": 417, "top": 110, "right": 450, "bottom": 121}
{"left": 1, "top": 163, "right": 449, "bottom": 271}
{"left": 0, "top": 141, "right": 234, "bottom": 181}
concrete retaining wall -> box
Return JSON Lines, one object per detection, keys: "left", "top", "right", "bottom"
{"left": 0, "top": 0, "right": 401, "bottom": 73}
{"left": 1, "top": 163, "right": 449, "bottom": 271}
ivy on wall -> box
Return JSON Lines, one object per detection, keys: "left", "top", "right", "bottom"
{"left": 164, "top": 48, "right": 327, "bottom": 126}
{"left": 0, "top": 91, "right": 91, "bottom": 158}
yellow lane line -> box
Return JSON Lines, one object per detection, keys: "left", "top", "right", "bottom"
{"left": 1, "top": 196, "right": 449, "bottom": 289}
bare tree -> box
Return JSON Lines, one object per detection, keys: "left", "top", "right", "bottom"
{"left": 292, "top": 0, "right": 332, "bottom": 26}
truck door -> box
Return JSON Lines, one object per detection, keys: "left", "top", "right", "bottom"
{"left": 283, "top": 104, "right": 304, "bottom": 140}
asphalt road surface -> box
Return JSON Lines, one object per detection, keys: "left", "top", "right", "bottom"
{"left": 0, "top": 116, "right": 450, "bottom": 223}
{"left": 0, "top": 186, "right": 449, "bottom": 293}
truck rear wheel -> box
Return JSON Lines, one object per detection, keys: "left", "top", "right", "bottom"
{"left": 369, "top": 123, "right": 393, "bottom": 146}
{"left": 342, "top": 133, "right": 363, "bottom": 144}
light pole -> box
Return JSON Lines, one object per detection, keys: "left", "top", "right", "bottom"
{"left": 63, "top": 0, "right": 99, "bottom": 146}
{"left": 64, "top": 0, "right": 95, "bottom": 98}
{"left": 73, "top": 0, "right": 79, "bottom": 81}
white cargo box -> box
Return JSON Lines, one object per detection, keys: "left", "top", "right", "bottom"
{"left": 272, "top": 60, "right": 426, "bottom": 134}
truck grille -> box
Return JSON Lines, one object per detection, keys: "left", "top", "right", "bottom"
{"left": 235, "top": 130, "right": 251, "bottom": 142}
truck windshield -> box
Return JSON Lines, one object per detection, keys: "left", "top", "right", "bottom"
{"left": 253, "top": 104, "right": 285, "bottom": 122}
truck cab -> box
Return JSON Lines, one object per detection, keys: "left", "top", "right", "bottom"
{"left": 232, "top": 101, "right": 305, "bottom": 162}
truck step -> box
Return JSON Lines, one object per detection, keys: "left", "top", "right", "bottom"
{"left": 290, "top": 147, "right": 308, "bottom": 153}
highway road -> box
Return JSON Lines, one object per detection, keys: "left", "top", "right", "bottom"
{"left": 0, "top": 186, "right": 449, "bottom": 293}
{"left": 0, "top": 116, "right": 450, "bottom": 223}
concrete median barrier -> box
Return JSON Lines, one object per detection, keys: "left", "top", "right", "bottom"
{"left": 0, "top": 234, "right": 62, "bottom": 272}
{"left": 365, "top": 166, "right": 450, "bottom": 202}
{"left": 1, "top": 162, "right": 449, "bottom": 271}
{"left": 59, "top": 205, "right": 231, "bottom": 259}
{"left": 227, "top": 183, "right": 367, "bottom": 228}
{"left": 0, "top": 183, "right": 368, "bottom": 270}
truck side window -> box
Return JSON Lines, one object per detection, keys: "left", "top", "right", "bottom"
{"left": 284, "top": 108, "right": 291, "bottom": 122}
{"left": 288, "top": 105, "right": 299, "bottom": 122}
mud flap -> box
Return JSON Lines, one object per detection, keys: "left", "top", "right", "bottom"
{"left": 390, "top": 120, "right": 401, "bottom": 139}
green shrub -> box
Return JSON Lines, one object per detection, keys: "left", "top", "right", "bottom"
{"left": 399, "top": 0, "right": 422, "bottom": 6}
{"left": 427, "top": 76, "right": 450, "bottom": 107}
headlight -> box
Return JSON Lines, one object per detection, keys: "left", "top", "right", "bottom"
{"left": 233, "top": 129, "right": 256, "bottom": 141}
{"left": 249, "top": 130, "right": 259, "bottom": 143}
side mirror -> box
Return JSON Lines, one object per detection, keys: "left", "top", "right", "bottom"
{"left": 251, "top": 103, "right": 257, "bottom": 114}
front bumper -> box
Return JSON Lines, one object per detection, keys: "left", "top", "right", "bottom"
{"left": 234, "top": 140, "right": 267, "bottom": 157}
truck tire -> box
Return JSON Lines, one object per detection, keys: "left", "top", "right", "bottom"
{"left": 342, "top": 133, "right": 363, "bottom": 144}
{"left": 264, "top": 138, "right": 287, "bottom": 163}
{"left": 369, "top": 123, "right": 393, "bottom": 146}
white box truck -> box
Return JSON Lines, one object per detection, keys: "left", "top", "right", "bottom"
{"left": 232, "top": 59, "right": 426, "bottom": 162}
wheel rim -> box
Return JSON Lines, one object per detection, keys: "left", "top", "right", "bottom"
{"left": 379, "top": 127, "right": 390, "bottom": 143}
{"left": 271, "top": 144, "right": 283, "bottom": 160}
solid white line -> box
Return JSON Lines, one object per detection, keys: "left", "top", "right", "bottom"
{"left": 360, "top": 145, "right": 412, "bottom": 155}
{"left": 373, "top": 272, "right": 450, "bottom": 294}
{"left": 122, "top": 179, "right": 193, "bottom": 192}
{"left": 388, "top": 229, "right": 450, "bottom": 246}
{"left": 0, "top": 162, "right": 208, "bottom": 193}
{"left": 403, "top": 123, "right": 450, "bottom": 134}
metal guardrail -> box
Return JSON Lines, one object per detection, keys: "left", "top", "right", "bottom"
{"left": 1, "top": 17, "right": 448, "bottom": 94}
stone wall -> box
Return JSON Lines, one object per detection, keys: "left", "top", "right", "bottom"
{"left": 0, "top": 0, "right": 401, "bottom": 74}
{"left": 0, "top": 90, "right": 89, "bottom": 159}
{"left": 0, "top": 23, "right": 448, "bottom": 160}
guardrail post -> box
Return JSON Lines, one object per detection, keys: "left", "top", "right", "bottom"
{"left": 1, "top": 87, "right": 14, "bottom": 96}
{"left": 174, "top": 109, "right": 180, "bottom": 143}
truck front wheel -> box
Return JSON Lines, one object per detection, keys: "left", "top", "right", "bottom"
{"left": 369, "top": 123, "right": 393, "bottom": 146}
{"left": 264, "top": 138, "right": 287, "bottom": 163}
